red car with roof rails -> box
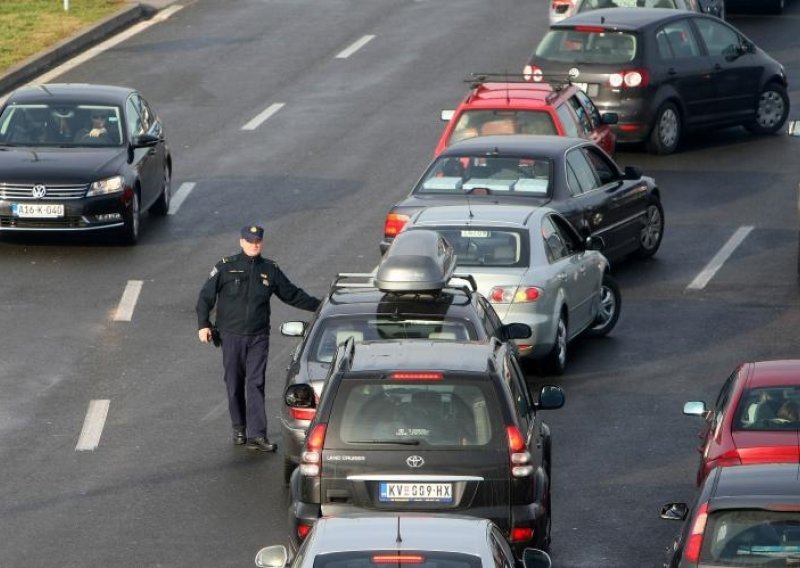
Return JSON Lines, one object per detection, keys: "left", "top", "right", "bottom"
{"left": 435, "top": 77, "right": 617, "bottom": 157}
{"left": 683, "top": 360, "right": 800, "bottom": 486}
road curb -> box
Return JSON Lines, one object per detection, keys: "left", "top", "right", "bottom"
{"left": 0, "top": 3, "right": 159, "bottom": 97}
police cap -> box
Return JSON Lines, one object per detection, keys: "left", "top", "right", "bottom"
{"left": 241, "top": 225, "right": 264, "bottom": 242}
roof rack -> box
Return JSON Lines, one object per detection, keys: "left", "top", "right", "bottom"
{"left": 450, "top": 273, "right": 477, "bottom": 294}
{"left": 330, "top": 272, "right": 376, "bottom": 292}
{"left": 466, "top": 72, "right": 573, "bottom": 91}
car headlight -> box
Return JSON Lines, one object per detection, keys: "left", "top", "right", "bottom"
{"left": 87, "top": 175, "right": 124, "bottom": 197}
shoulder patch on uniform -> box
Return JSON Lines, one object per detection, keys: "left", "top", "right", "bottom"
{"left": 209, "top": 266, "right": 218, "bottom": 278}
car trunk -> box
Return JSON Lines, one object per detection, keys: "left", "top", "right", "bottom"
{"left": 731, "top": 430, "right": 800, "bottom": 464}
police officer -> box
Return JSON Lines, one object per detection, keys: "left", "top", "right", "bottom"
{"left": 197, "top": 225, "right": 320, "bottom": 452}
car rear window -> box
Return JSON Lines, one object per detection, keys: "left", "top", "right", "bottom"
{"left": 700, "top": 509, "right": 800, "bottom": 565}
{"left": 447, "top": 110, "right": 558, "bottom": 147}
{"left": 327, "top": 377, "right": 503, "bottom": 448}
{"left": 416, "top": 156, "right": 551, "bottom": 196}
{"left": 0, "top": 103, "right": 124, "bottom": 147}
{"left": 735, "top": 387, "right": 800, "bottom": 430}
{"left": 310, "top": 317, "right": 474, "bottom": 363}
{"left": 314, "top": 551, "right": 481, "bottom": 568}
{"left": 412, "top": 227, "right": 529, "bottom": 268}
{"left": 536, "top": 29, "right": 638, "bottom": 64}
{"left": 579, "top": 0, "right": 677, "bottom": 11}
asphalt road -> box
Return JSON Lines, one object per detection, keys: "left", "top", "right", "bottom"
{"left": 1, "top": 1, "right": 799, "bottom": 566}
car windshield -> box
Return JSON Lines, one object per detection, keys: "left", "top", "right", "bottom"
{"left": 415, "top": 156, "right": 552, "bottom": 196}
{"left": 310, "top": 316, "right": 474, "bottom": 363}
{"left": 412, "top": 227, "right": 529, "bottom": 268}
{"left": 579, "top": 0, "right": 677, "bottom": 11}
{"left": 735, "top": 387, "right": 800, "bottom": 430}
{"left": 701, "top": 510, "right": 800, "bottom": 566}
{"left": 0, "top": 103, "right": 124, "bottom": 147}
{"left": 536, "top": 29, "right": 638, "bottom": 64}
{"left": 313, "top": 551, "right": 482, "bottom": 568}
{"left": 447, "top": 110, "right": 558, "bottom": 147}
{"left": 328, "top": 378, "right": 502, "bottom": 448}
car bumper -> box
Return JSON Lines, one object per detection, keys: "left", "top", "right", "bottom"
{"left": 594, "top": 99, "right": 653, "bottom": 144}
{"left": 280, "top": 418, "right": 309, "bottom": 466}
{"left": 0, "top": 193, "right": 128, "bottom": 231}
{"left": 497, "top": 304, "right": 555, "bottom": 359}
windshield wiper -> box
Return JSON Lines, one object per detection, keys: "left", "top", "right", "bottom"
{"left": 349, "top": 439, "right": 421, "bottom": 445}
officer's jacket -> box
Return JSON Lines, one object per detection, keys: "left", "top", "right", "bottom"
{"left": 196, "top": 253, "right": 320, "bottom": 335}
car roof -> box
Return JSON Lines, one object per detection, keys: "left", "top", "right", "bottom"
{"left": 6, "top": 83, "right": 134, "bottom": 105}
{"left": 556, "top": 7, "right": 686, "bottom": 30}
{"left": 349, "top": 341, "right": 497, "bottom": 373}
{"left": 746, "top": 360, "right": 800, "bottom": 388}
{"left": 710, "top": 464, "right": 800, "bottom": 510}
{"left": 307, "top": 515, "right": 492, "bottom": 555}
{"left": 462, "top": 82, "right": 568, "bottom": 108}
{"left": 412, "top": 204, "right": 545, "bottom": 227}
{"left": 442, "top": 134, "right": 584, "bottom": 157}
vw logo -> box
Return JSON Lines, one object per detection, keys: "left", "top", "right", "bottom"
{"left": 568, "top": 67, "right": 580, "bottom": 79}
{"left": 406, "top": 455, "right": 424, "bottom": 469}
{"left": 32, "top": 184, "right": 47, "bottom": 199}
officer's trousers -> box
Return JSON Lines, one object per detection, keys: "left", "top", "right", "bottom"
{"left": 220, "top": 332, "right": 270, "bottom": 439}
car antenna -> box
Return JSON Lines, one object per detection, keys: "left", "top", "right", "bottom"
{"left": 396, "top": 516, "right": 402, "bottom": 544}
{"left": 466, "top": 190, "right": 474, "bottom": 220}
{"left": 505, "top": 68, "right": 510, "bottom": 104}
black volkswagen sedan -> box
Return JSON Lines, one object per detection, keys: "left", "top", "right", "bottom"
{"left": 0, "top": 84, "right": 172, "bottom": 244}
{"left": 524, "top": 9, "right": 789, "bottom": 154}
{"left": 381, "top": 135, "right": 663, "bottom": 263}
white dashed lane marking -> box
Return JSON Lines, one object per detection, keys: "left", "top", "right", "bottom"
{"left": 168, "top": 182, "right": 195, "bottom": 215}
{"left": 686, "top": 226, "right": 754, "bottom": 291}
{"left": 335, "top": 35, "right": 375, "bottom": 59}
{"left": 241, "top": 103, "right": 285, "bottom": 131}
{"left": 113, "top": 280, "right": 144, "bottom": 322}
{"left": 75, "top": 400, "right": 110, "bottom": 451}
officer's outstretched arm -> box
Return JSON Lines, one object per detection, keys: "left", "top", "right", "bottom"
{"left": 273, "top": 265, "right": 321, "bottom": 312}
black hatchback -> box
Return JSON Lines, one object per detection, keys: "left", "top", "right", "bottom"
{"left": 287, "top": 340, "right": 565, "bottom": 556}
{"left": 524, "top": 9, "right": 789, "bottom": 154}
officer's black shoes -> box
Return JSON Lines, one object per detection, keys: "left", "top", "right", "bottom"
{"left": 246, "top": 437, "right": 277, "bottom": 453}
{"left": 233, "top": 429, "right": 246, "bottom": 446}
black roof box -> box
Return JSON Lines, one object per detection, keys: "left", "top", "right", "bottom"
{"left": 375, "top": 230, "right": 456, "bottom": 292}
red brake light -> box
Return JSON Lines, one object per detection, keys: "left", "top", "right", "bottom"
{"left": 306, "top": 423, "right": 327, "bottom": 452}
{"left": 609, "top": 69, "right": 650, "bottom": 89}
{"left": 574, "top": 25, "right": 606, "bottom": 33}
{"left": 372, "top": 556, "right": 425, "bottom": 564}
{"left": 297, "top": 524, "right": 312, "bottom": 539}
{"left": 289, "top": 407, "right": 316, "bottom": 421}
{"left": 490, "top": 286, "right": 541, "bottom": 304}
{"left": 507, "top": 425, "right": 526, "bottom": 453}
{"left": 389, "top": 372, "right": 443, "bottom": 381}
{"left": 684, "top": 502, "right": 709, "bottom": 563}
{"left": 510, "top": 527, "right": 534, "bottom": 542}
{"left": 522, "top": 287, "right": 540, "bottom": 302}
{"left": 384, "top": 213, "right": 410, "bottom": 238}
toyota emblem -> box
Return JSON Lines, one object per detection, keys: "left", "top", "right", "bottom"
{"left": 568, "top": 67, "right": 580, "bottom": 79}
{"left": 406, "top": 455, "right": 424, "bottom": 468}
{"left": 32, "top": 184, "right": 47, "bottom": 199}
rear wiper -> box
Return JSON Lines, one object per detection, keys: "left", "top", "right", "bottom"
{"left": 349, "top": 439, "right": 421, "bottom": 445}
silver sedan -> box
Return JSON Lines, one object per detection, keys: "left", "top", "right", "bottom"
{"left": 404, "top": 204, "right": 621, "bottom": 375}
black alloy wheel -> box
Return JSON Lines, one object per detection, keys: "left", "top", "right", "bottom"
{"left": 586, "top": 274, "right": 621, "bottom": 337}
{"left": 634, "top": 200, "right": 664, "bottom": 259}
{"left": 746, "top": 83, "right": 790, "bottom": 134}
{"left": 647, "top": 102, "right": 681, "bottom": 155}
{"left": 151, "top": 165, "right": 171, "bottom": 217}
{"left": 121, "top": 190, "right": 140, "bottom": 245}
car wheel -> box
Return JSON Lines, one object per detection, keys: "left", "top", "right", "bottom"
{"left": 586, "top": 274, "right": 621, "bottom": 337}
{"left": 284, "top": 457, "right": 296, "bottom": 485}
{"left": 151, "top": 165, "right": 171, "bottom": 217}
{"left": 120, "top": 190, "right": 140, "bottom": 245}
{"left": 746, "top": 83, "right": 789, "bottom": 134}
{"left": 647, "top": 102, "right": 681, "bottom": 155}
{"left": 540, "top": 314, "right": 567, "bottom": 375}
{"left": 634, "top": 200, "right": 664, "bottom": 259}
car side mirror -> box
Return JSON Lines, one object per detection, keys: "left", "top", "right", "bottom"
{"left": 683, "top": 401, "right": 708, "bottom": 417}
{"left": 584, "top": 235, "right": 604, "bottom": 251}
{"left": 537, "top": 386, "right": 565, "bottom": 410}
{"left": 441, "top": 109, "right": 455, "bottom": 121}
{"left": 285, "top": 384, "right": 316, "bottom": 408}
{"left": 497, "top": 322, "right": 532, "bottom": 341}
{"left": 601, "top": 112, "right": 618, "bottom": 125}
{"left": 131, "top": 133, "right": 159, "bottom": 148}
{"left": 788, "top": 120, "right": 800, "bottom": 137}
{"left": 660, "top": 502, "right": 689, "bottom": 522}
{"left": 522, "top": 548, "right": 552, "bottom": 568}
{"left": 623, "top": 165, "right": 643, "bottom": 180}
{"left": 280, "top": 321, "right": 307, "bottom": 337}
{"left": 255, "top": 545, "right": 291, "bottom": 568}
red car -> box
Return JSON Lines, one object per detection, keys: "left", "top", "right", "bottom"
{"left": 434, "top": 80, "right": 617, "bottom": 157}
{"left": 684, "top": 360, "right": 800, "bottom": 486}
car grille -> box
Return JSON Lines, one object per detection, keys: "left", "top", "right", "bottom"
{"left": 0, "top": 215, "right": 88, "bottom": 229}
{"left": 0, "top": 183, "right": 87, "bottom": 200}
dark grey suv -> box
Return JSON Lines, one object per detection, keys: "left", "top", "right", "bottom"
{"left": 524, "top": 9, "right": 789, "bottom": 154}
{"left": 287, "top": 339, "right": 565, "bottom": 556}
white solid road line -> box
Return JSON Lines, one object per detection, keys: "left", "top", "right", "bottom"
{"left": 113, "top": 280, "right": 144, "bottom": 322}
{"left": 75, "top": 399, "right": 111, "bottom": 451}
{"left": 168, "top": 182, "right": 196, "bottom": 215}
{"left": 335, "top": 35, "right": 376, "bottom": 59}
{"left": 241, "top": 102, "right": 286, "bottom": 131}
{"left": 686, "top": 226, "right": 754, "bottom": 291}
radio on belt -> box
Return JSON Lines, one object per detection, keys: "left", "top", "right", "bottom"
{"left": 375, "top": 230, "right": 456, "bottom": 292}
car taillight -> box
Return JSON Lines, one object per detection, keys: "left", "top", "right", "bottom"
{"left": 490, "top": 286, "right": 541, "bottom": 304}
{"left": 390, "top": 372, "right": 444, "bottom": 381}
{"left": 300, "top": 423, "right": 327, "bottom": 477}
{"left": 510, "top": 527, "right": 534, "bottom": 542}
{"left": 289, "top": 407, "right": 316, "bottom": 421}
{"left": 574, "top": 25, "right": 607, "bottom": 33}
{"left": 372, "top": 555, "right": 425, "bottom": 564}
{"left": 384, "top": 213, "right": 409, "bottom": 238}
{"left": 507, "top": 425, "right": 532, "bottom": 477}
{"left": 609, "top": 70, "right": 649, "bottom": 89}
{"left": 297, "top": 524, "right": 312, "bottom": 540}
{"left": 684, "top": 502, "right": 709, "bottom": 563}
{"left": 523, "top": 64, "right": 542, "bottom": 83}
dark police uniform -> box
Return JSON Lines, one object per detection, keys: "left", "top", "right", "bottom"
{"left": 196, "top": 244, "right": 320, "bottom": 447}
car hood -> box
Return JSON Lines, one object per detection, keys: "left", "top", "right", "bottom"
{"left": 0, "top": 146, "right": 127, "bottom": 184}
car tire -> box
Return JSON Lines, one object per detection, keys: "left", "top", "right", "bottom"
{"left": 284, "top": 457, "right": 296, "bottom": 485}
{"left": 647, "top": 102, "right": 681, "bottom": 155}
{"left": 633, "top": 200, "right": 664, "bottom": 259}
{"left": 586, "top": 274, "right": 621, "bottom": 337}
{"left": 746, "top": 82, "right": 789, "bottom": 135}
{"left": 540, "top": 313, "right": 567, "bottom": 376}
{"left": 120, "top": 190, "right": 140, "bottom": 245}
{"left": 150, "top": 165, "right": 171, "bottom": 217}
